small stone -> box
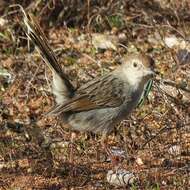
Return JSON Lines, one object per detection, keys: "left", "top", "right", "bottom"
{"left": 107, "top": 169, "right": 137, "bottom": 187}
{"left": 0, "top": 17, "right": 7, "bottom": 27}
{"left": 92, "top": 33, "right": 117, "bottom": 51}
{"left": 168, "top": 145, "right": 181, "bottom": 156}
{"left": 135, "top": 157, "right": 144, "bottom": 165}
{"left": 164, "top": 35, "right": 179, "bottom": 48}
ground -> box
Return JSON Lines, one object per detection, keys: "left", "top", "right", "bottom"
{"left": 0, "top": 1, "right": 189, "bottom": 189}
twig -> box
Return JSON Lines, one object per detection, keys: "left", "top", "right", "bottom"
{"left": 82, "top": 53, "right": 101, "bottom": 66}
{"left": 140, "top": 126, "right": 177, "bottom": 149}
{"left": 154, "top": 77, "right": 190, "bottom": 93}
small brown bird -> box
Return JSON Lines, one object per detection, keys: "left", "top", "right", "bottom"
{"left": 21, "top": 11, "right": 155, "bottom": 158}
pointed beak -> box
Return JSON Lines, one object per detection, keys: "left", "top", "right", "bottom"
{"left": 144, "top": 68, "right": 155, "bottom": 78}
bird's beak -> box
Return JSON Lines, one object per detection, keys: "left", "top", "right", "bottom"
{"left": 144, "top": 69, "right": 155, "bottom": 78}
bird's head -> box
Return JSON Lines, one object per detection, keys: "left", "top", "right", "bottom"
{"left": 118, "top": 53, "right": 155, "bottom": 88}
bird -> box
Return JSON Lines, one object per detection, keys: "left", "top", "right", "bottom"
{"left": 21, "top": 11, "right": 155, "bottom": 161}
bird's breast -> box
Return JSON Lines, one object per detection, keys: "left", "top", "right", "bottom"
{"left": 117, "top": 87, "right": 144, "bottom": 119}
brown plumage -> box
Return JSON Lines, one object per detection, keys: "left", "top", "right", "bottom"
{"left": 21, "top": 12, "right": 155, "bottom": 135}
{"left": 20, "top": 10, "right": 155, "bottom": 165}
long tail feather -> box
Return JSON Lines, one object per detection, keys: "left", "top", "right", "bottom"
{"left": 21, "top": 9, "right": 75, "bottom": 96}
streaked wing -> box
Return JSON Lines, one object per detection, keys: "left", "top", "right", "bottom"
{"left": 48, "top": 74, "right": 129, "bottom": 115}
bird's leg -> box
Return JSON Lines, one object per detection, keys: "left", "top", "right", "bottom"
{"left": 101, "top": 134, "right": 118, "bottom": 168}
{"left": 67, "top": 131, "right": 80, "bottom": 177}
{"left": 101, "top": 135, "right": 112, "bottom": 157}
{"left": 68, "top": 131, "right": 77, "bottom": 163}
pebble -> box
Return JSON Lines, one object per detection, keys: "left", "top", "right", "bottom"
{"left": 107, "top": 169, "right": 137, "bottom": 187}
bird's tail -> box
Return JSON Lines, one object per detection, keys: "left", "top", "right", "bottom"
{"left": 21, "top": 8, "right": 75, "bottom": 103}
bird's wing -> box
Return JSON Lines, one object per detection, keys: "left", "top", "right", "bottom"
{"left": 48, "top": 74, "right": 130, "bottom": 115}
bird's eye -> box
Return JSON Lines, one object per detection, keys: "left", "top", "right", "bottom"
{"left": 133, "top": 62, "right": 138, "bottom": 67}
